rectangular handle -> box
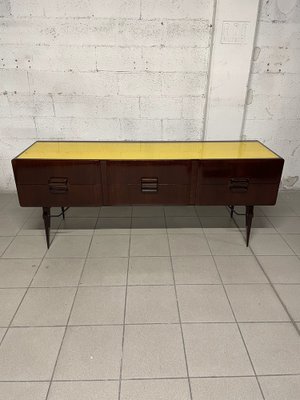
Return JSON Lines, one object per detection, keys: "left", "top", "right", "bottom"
{"left": 229, "top": 178, "right": 249, "bottom": 193}
{"left": 48, "top": 177, "right": 68, "bottom": 194}
{"left": 141, "top": 177, "right": 158, "bottom": 193}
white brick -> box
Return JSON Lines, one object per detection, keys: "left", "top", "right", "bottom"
{"left": 0, "top": 159, "right": 16, "bottom": 191}
{"left": 120, "top": 119, "right": 162, "bottom": 140}
{"left": 143, "top": 47, "right": 209, "bottom": 72}
{"left": 8, "top": 94, "right": 54, "bottom": 117}
{"left": 162, "top": 73, "right": 207, "bottom": 96}
{"left": 260, "top": 0, "right": 300, "bottom": 23}
{"left": 0, "top": 117, "right": 36, "bottom": 139}
{"left": 35, "top": 117, "right": 121, "bottom": 139}
{"left": 11, "top": 0, "right": 140, "bottom": 18}
{"left": 119, "top": 72, "right": 161, "bottom": 96}
{"left": 140, "top": 96, "right": 182, "bottom": 119}
{"left": 256, "top": 22, "right": 300, "bottom": 49}
{"left": 182, "top": 96, "right": 206, "bottom": 119}
{"left": 0, "top": 94, "right": 10, "bottom": 116}
{"left": 29, "top": 71, "right": 118, "bottom": 96}
{"left": 250, "top": 73, "right": 300, "bottom": 97}
{"left": 165, "top": 20, "right": 210, "bottom": 47}
{"left": 243, "top": 119, "right": 300, "bottom": 141}
{"left": 118, "top": 20, "right": 164, "bottom": 47}
{"left": 0, "top": 70, "right": 29, "bottom": 93}
{"left": 1, "top": 138, "right": 37, "bottom": 159}
{"left": 0, "top": 18, "right": 118, "bottom": 46}
{"left": 54, "top": 95, "right": 139, "bottom": 118}
{"left": 0, "top": 0, "right": 11, "bottom": 16}
{"left": 246, "top": 94, "right": 300, "bottom": 120}
{"left": 96, "top": 47, "right": 143, "bottom": 72}
{"left": 253, "top": 47, "right": 300, "bottom": 74}
{"left": 162, "top": 119, "right": 203, "bottom": 140}
{"left": 142, "top": 0, "right": 213, "bottom": 20}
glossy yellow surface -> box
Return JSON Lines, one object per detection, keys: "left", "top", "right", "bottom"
{"left": 17, "top": 141, "right": 278, "bottom": 160}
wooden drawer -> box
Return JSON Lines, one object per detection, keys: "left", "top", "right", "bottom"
{"left": 16, "top": 184, "right": 102, "bottom": 207}
{"left": 199, "top": 159, "right": 284, "bottom": 184}
{"left": 197, "top": 183, "right": 280, "bottom": 205}
{"left": 107, "top": 184, "right": 190, "bottom": 205}
{"left": 107, "top": 161, "right": 192, "bottom": 184}
{"left": 12, "top": 159, "right": 100, "bottom": 185}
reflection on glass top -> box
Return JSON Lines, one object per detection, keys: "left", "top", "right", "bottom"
{"left": 17, "top": 141, "right": 279, "bottom": 160}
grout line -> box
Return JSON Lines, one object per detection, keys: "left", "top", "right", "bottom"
{"left": 44, "top": 234, "right": 94, "bottom": 400}
{"left": 164, "top": 206, "right": 194, "bottom": 400}
{"left": 200, "top": 210, "right": 266, "bottom": 400}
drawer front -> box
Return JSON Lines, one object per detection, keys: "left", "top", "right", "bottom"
{"left": 16, "top": 184, "right": 102, "bottom": 207}
{"left": 107, "top": 184, "right": 190, "bottom": 205}
{"left": 199, "top": 159, "right": 284, "bottom": 184}
{"left": 197, "top": 183, "right": 280, "bottom": 205}
{"left": 107, "top": 161, "right": 192, "bottom": 184}
{"left": 12, "top": 159, "right": 100, "bottom": 185}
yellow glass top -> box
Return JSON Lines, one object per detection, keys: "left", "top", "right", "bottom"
{"left": 17, "top": 141, "right": 279, "bottom": 160}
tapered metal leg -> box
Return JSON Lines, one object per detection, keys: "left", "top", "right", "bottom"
{"left": 42, "top": 207, "right": 51, "bottom": 249}
{"left": 229, "top": 205, "right": 234, "bottom": 218}
{"left": 246, "top": 205, "right": 254, "bottom": 247}
{"left": 61, "top": 207, "right": 65, "bottom": 219}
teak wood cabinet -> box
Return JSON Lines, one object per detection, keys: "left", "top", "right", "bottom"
{"left": 12, "top": 141, "right": 284, "bottom": 248}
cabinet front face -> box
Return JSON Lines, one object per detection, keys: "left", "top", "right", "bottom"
{"left": 106, "top": 161, "right": 192, "bottom": 205}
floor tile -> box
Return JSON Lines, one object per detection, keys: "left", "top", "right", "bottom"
{"left": 132, "top": 217, "right": 166, "bottom": 230}
{"left": 128, "top": 256, "right": 173, "bottom": 285}
{"left": 183, "top": 323, "right": 253, "bottom": 377}
{"left": 257, "top": 256, "right": 300, "bottom": 283}
{"left": 169, "top": 234, "right": 211, "bottom": 256}
{"left": 259, "top": 375, "right": 300, "bottom": 400}
{"left": 236, "top": 216, "right": 276, "bottom": 234}
{"left": 191, "top": 377, "right": 263, "bottom": 400}
{"left": 0, "top": 382, "right": 49, "bottom": 400}
{"left": 57, "top": 217, "right": 96, "bottom": 235}
{"left": 18, "top": 216, "right": 60, "bottom": 236}
{"left": 48, "top": 381, "right": 119, "bottom": 400}
{"left": 240, "top": 323, "right": 300, "bottom": 374}
{"left": 226, "top": 284, "right": 289, "bottom": 322}
{"left": 100, "top": 206, "right": 132, "bottom": 218}
{"left": 126, "top": 286, "right": 178, "bottom": 323}
{"left": 120, "top": 379, "right": 190, "bottom": 400}
{"left": 177, "top": 285, "right": 234, "bottom": 322}
{"left": 31, "top": 258, "right": 85, "bottom": 287}
{"left": 0, "top": 288, "right": 26, "bottom": 326}
{"left": 95, "top": 217, "right": 131, "bottom": 233}
{"left": 200, "top": 216, "right": 238, "bottom": 231}
{"left": 3, "top": 236, "right": 47, "bottom": 258}
{"left": 173, "top": 255, "right": 220, "bottom": 284}
{"left": 282, "top": 234, "right": 300, "bottom": 254}
{"left": 275, "top": 284, "right": 300, "bottom": 320}
{"left": 132, "top": 206, "right": 164, "bottom": 217}
{"left": 249, "top": 234, "right": 294, "bottom": 255}
{"left": 196, "top": 206, "right": 229, "bottom": 217}
{"left": 69, "top": 286, "right": 125, "bottom": 325}
{"left": 214, "top": 255, "right": 267, "bottom": 284}
{"left": 261, "top": 201, "right": 296, "bottom": 217}
{"left": 65, "top": 207, "right": 100, "bottom": 218}
{"left": 165, "top": 206, "right": 196, "bottom": 217}
{"left": 12, "top": 287, "right": 76, "bottom": 326}
{"left": 88, "top": 235, "right": 129, "bottom": 257}
{"left": 0, "top": 259, "right": 39, "bottom": 287}
{"left": 0, "top": 238, "right": 14, "bottom": 256}
{"left": 268, "top": 216, "right": 300, "bottom": 234}
{"left": 80, "top": 257, "right": 128, "bottom": 286}
{"left": 122, "top": 324, "right": 187, "bottom": 378}
{"left": 0, "top": 327, "right": 64, "bottom": 380}
{"left": 54, "top": 326, "right": 123, "bottom": 380}
{"left": 130, "top": 235, "right": 169, "bottom": 257}
{"left": 0, "top": 215, "right": 26, "bottom": 236}
{"left": 46, "top": 235, "right": 92, "bottom": 258}
{"left": 166, "top": 216, "right": 201, "bottom": 229}
{"left": 206, "top": 233, "right": 252, "bottom": 256}
{"left": 0, "top": 328, "right": 5, "bottom": 341}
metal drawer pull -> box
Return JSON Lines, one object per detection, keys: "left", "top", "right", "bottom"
{"left": 141, "top": 177, "right": 158, "bottom": 193}
{"left": 48, "top": 177, "right": 68, "bottom": 193}
{"left": 229, "top": 178, "right": 249, "bottom": 193}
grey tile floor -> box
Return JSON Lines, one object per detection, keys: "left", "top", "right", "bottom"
{"left": 0, "top": 192, "right": 300, "bottom": 399}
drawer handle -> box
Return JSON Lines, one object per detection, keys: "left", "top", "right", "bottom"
{"left": 48, "top": 177, "right": 68, "bottom": 194}
{"left": 141, "top": 177, "right": 158, "bottom": 193}
{"left": 229, "top": 178, "right": 249, "bottom": 193}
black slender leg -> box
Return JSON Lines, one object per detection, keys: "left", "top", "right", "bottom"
{"left": 61, "top": 207, "right": 65, "bottom": 220}
{"left": 245, "top": 205, "right": 254, "bottom": 247}
{"left": 42, "top": 207, "right": 51, "bottom": 249}
{"left": 229, "top": 205, "right": 234, "bottom": 218}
